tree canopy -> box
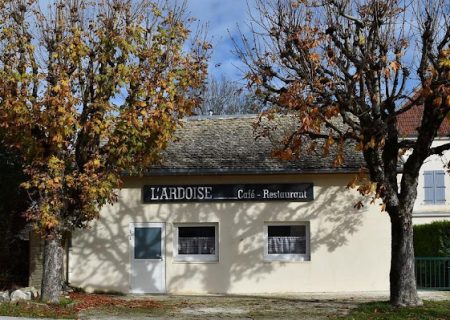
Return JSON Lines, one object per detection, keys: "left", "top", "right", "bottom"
{"left": 236, "top": 0, "right": 449, "bottom": 306}
{"left": 0, "top": 0, "right": 208, "bottom": 302}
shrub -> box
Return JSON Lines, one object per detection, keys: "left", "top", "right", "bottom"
{"left": 414, "top": 220, "right": 450, "bottom": 257}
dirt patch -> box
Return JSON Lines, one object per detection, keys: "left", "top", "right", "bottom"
{"left": 77, "top": 291, "right": 450, "bottom": 319}
{"left": 79, "top": 295, "right": 359, "bottom": 319}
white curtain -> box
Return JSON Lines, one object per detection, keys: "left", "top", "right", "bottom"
{"left": 179, "top": 237, "right": 215, "bottom": 254}
{"left": 268, "top": 236, "right": 305, "bottom": 254}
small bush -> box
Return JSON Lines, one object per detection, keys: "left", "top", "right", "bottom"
{"left": 414, "top": 220, "right": 450, "bottom": 257}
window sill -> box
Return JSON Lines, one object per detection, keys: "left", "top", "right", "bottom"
{"left": 173, "top": 255, "right": 219, "bottom": 263}
{"left": 264, "top": 255, "right": 310, "bottom": 262}
{"left": 413, "top": 212, "right": 450, "bottom": 218}
{"left": 172, "top": 259, "right": 219, "bottom": 264}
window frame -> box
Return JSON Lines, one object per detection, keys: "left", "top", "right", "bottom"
{"left": 173, "top": 223, "right": 219, "bottom": 262}
{"left": 263, "top": 222, "right": 310, "bottom": 262}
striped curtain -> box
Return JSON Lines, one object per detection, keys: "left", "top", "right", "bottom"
{"left": 179, "top": 237, "right": 215, "bottom": 254}
{"left": 268, "top": 236, "right": 305, "bottom": 254}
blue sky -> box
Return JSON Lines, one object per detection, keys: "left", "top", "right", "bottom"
{"left": 186, "top": 0, "right": 254, "bottom": 83}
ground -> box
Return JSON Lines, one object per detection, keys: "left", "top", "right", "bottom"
{"left": 1, "top": 291, "right": 450, "bottom": 319}
{"left": 78, "top": 291, "right": 450, "bottom": 319}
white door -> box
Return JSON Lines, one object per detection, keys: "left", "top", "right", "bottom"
{"left": 130, "top": 222, "right": 166, "bottom": 293}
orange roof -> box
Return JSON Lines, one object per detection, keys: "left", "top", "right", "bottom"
{"left": 397, "top": 105, "right": 450, "bottom": 137}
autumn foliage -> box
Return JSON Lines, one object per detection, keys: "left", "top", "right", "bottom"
{"left": 237, "top": 0, "right": 449, "bottom": 306}
{"left": 0, "top": 0, "right": 208, "bottom": 302}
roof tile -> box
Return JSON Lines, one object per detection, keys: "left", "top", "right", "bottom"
{"left": 149, "top": 115, "right": 365, "bottom": 175}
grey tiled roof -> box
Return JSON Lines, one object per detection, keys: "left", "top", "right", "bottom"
{"left": 148, "top": 115, "right": 365, "bottom": 175}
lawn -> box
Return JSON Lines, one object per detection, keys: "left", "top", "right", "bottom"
{"left": 339, "top": 300, "right": 450, "bottom": 320}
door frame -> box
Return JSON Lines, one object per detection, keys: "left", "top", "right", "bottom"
{"left": 129, "top": 222, "right": 166, "bottom": 293}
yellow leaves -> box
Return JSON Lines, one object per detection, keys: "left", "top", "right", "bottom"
{"left": 93, "top": 158, "right": 101, "bottom": 167}
{"left": 48, "top": 155, "right": 64, "bottom": 173}
{"left": 0, "top": 0, "right": 209, "bottom": 236}
{"left": 358, "top": 34, "right": 365, "bottom": 46}
{"left": 41, "top": 211, "right": 59, "bottom": 230}
{"left": 21, "top": 181, "right": 31, "bottom": 189}
{"left": 438, "top": 58, "right": 450, "bottom": 69}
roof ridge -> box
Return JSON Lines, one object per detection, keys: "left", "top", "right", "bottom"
{"left": 183, "top": 114, "right": 259, "bottom": 121}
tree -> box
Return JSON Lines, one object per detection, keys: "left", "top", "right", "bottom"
{"left": 198, "top": 75, "right": 264, "bottom": 115}
{"left": 235, "top": 0, "right": 450, "bottom": 306}
{"left": 0, "top": 0, "right": 208, "bottom": 303}
{"left": 0, "top": 135, "right": 29, "bottom": 289}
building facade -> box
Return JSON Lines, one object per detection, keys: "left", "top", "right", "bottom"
{"left": 65, "top": 115, "right": 392, "bottom": 294}
{"left": 29, "top": 113, "right": 450, "bottom": 294}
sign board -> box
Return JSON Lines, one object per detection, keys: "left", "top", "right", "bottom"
{"left": 143, "top": 183, "right": 313, "bottom": 203}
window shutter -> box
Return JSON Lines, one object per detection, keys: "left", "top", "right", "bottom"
{"left": 434, "top": 170, "right": 446, "bottom": 204}
{"left": 424, "top": 171, "right": 434, "bottom": 204}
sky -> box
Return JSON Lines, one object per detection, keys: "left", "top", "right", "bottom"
{"left": 185, "top": 0, "right": 255, "bottom": 84}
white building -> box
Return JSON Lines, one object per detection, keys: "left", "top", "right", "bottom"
{"left": 29, "top": 112, "right": 450, "bottom": 294}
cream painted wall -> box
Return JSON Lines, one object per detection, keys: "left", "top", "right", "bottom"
{"left": 69, "top": 173, "right": 391, "bottom": 294}
{"left": 401, "top": 139, "right": 450, "bottom": 224}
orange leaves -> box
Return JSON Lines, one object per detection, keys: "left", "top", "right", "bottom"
{"left": 382, "top": 61, "right": 402, "bottom": 80}
{"left": 390, "top": 61, "right": 401, "bottom": 73}
{"left": 323, "top": 135, "right": 334, "bottom": 156}
{"left": 0, "top": 0, "right": 208, "bottom": 237}
{"left": 333, "top": 153, "right": 344, "bottom": 167}
{"left": 433, "top": 96, "right": 443, "bottom": 108}
{"left": 348, "top": 170, "right": 387, "bottom": 213}
{"left": 273, "top": 148, "right": 294, "bottom": 161}
{"left": 68, "top": 292, "right": 162, "bottom": 312}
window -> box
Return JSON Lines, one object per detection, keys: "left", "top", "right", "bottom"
{"left": 264, "top": 223, "right": 310, "bottom": 261}
{"left": 174, "top": 224, "right": 218, "bottom": 262}
{"left": 424, "top": 171, "right": 446, "bottom": 204}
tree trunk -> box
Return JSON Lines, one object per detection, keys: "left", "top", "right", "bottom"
{"left": 389, "top": 213, "right": 422, "bottom": 306}
{"left": 41, "top": 233, "right": 63, "bottom": 303}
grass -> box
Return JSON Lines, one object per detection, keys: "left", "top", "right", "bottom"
{"left": 338, "top": 300, "right": 450, "bottom": 320}
{"left": 0, "top": 300, "right": 76, "bottom": 318}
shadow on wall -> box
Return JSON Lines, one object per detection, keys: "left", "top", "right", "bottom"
{"left": 70, "top": 183, "right": 365, "bottom": 293}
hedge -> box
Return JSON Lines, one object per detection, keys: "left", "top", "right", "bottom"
{"left": 414, "top": 220, "right": 450, "bottom": 257}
